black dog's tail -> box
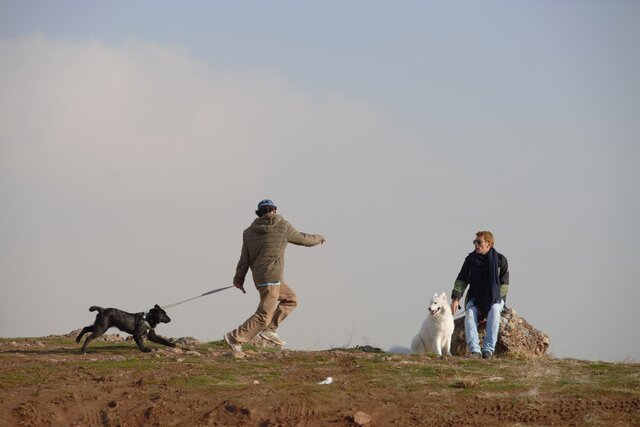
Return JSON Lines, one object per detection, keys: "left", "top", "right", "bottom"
{"left": 89, "top": 306, "right": 103, "bottom": 313}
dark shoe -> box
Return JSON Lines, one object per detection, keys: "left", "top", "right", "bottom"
{"left": 470, "top": 352, "right": 482, "bottom": 358}
{"left": 482, "top": 350, "right": 493, "bottom": 359}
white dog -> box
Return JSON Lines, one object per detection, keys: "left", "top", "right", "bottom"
{"left": 410, "top": 292, "right": 455, "bottom": 356}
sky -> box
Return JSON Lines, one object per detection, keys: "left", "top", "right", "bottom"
{"left": 1, "top": 1, "right": 639, "bottom": 362}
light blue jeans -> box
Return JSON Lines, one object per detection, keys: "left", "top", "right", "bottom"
{"left": 465, "top": 298, "right": 504, "bottom": 354}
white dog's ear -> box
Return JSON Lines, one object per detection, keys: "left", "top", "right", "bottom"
{"left": 440, "top": 292, "right": 448, "bottom": 302}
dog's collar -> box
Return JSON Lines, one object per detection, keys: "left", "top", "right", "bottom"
{"left": 140, "top": 312, "right": 152, "bottom": 331}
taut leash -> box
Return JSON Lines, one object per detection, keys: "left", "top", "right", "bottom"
{"left": 161, "top": 285, "right": 242, "bottom": 309}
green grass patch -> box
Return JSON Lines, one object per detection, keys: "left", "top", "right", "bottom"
{"left": 410, "top": 366, "right": 438, "bottom": 378}
{"left": 77, "top": 357, "right": 158, "bottom": 373}
{"left": 0, "top": 365, "right": 55, "bottom": 388}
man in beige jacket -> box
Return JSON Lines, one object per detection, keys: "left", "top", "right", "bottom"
{"left": 224, "top": 199, "right": 325, "bottom": 352}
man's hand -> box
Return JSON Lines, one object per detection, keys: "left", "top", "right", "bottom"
{"left": 233, "top": 281, "right": 246, "bottom": 294}
{"left": 451, "top": 299, "right": 459, "bottom": 314}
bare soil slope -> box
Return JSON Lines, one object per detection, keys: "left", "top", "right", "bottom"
{"left": 1, "top": 336, "right": 638, "bottom": 426}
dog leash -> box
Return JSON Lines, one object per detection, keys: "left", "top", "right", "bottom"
{"left": 161, "top": 285, "right": 242, "bottom": 309}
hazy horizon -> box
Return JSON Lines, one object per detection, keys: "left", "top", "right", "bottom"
{"left": 1, "top": 1, "right": 639, "bottom": 362}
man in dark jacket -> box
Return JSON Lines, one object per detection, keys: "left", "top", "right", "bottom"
{"left": 224, "top": 199, "right": 325, "bottom": 352}
{"left": 451, "top": 231, "right": 509, "bottom": 359}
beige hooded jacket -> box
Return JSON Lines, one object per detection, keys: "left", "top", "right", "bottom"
{"left": 233, "top": 213, "right": 323, "bottom": 286}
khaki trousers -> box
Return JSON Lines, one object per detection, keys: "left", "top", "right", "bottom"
{"left": 230, "top": 282, "right": 298, "bottom": 343}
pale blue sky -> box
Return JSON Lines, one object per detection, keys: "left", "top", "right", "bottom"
{"left": 1, "top": 1, "right": 639, "bottom": 361}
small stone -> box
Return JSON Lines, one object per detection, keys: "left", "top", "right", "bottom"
{"left": 174, "top": 337, "right": 201, "bottom": 345}
{"left": 451, "top": 379, "right": 477, "bottom": 389}
{"left": 353, "top": 411, "right": 372, "bottom": 425}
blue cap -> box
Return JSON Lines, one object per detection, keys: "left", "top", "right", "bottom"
{"left": 257, "top": 199, "right": 277, "bottom": 209}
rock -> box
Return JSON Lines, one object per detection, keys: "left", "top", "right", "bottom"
{"left": 174, "top": 337, "right": 201, "bottom": 345}
{"left": 353, "top": 410, "right": 372, "bottom": 425}
{"left": 64, "top": 329, "right": 82, "bottom": 338}
{"left": 231, "top": 351, "right": 246, "bottom": 359}
{"left": 67, "top": 329, "right": 126, "bottom": 342}
{"left": 354, "top": 345, "right": 383, "bottom": 353}
{"left": 451, "top": 307, "right": 549, "bottom": 357}
{"left": 102, "top": 334, "right": 126, "bottom": 342}
{"left": 451, "top": 379, "right": 477, "bottom": 389}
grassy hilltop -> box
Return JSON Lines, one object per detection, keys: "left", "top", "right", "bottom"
{"left": 1, "top": 336, "right": 638, "bottom": 426}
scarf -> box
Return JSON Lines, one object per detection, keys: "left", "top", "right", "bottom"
{"left": 467, "top": 247, "right": 501, "bottom": 315}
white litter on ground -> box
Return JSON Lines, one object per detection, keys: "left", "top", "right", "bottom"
{"left": 317, "top": 377, "right": 333, "bottom": 385}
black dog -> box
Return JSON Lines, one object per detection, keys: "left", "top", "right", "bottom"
{"left": 76, "top": 304, "right": 176, "bottom": 354}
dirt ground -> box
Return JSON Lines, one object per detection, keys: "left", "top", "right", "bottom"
{"left": 1, "top": 336, "right": 639, "bottom": 426}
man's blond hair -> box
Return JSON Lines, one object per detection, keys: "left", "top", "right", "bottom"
{"left": 476, "top": 230, "right": 494, "bottom": 246}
